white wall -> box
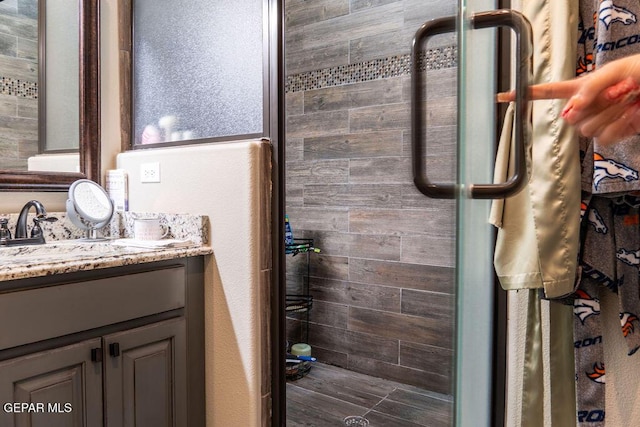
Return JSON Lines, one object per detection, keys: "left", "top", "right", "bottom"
{"left": 117, "top": 141, "right": 271, "bottom": 427}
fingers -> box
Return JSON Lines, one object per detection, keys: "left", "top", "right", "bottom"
{"left": 574, "top": 102, "right": 629, "bottom": 138}
{"left": 497, "top": 54, "right": 640, "bottom": 104}
{"left": 604, "top": 77, "right": 640, "bottom": 102}
{"left": 495, "top": 55, "right": 640, "bottom": 144}
{"left": 572, "top": 57, "right": 640, "bottom": 106}
{"left": 496, "top": 79, "right": 582, "bottom": 103}
{"left": 568, "top": 100, "right": 640, "bottom": 144}
{"left": 496, "top": 91, "right": 515, "bottom": 103}
{"left": 528, "top": 80, "right": 582, "bottom": 100}
{"left": 561, "top": 78, "right": 640, "bottom": 125}
{"left": 595, "top": 103, "right": 640, "bottom": 144}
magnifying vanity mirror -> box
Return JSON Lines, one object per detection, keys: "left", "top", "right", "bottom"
{"left": 66, "top": 179, "right": 114, "bottom": 240}
{"left": 0, "top": 0, "right": 100, "bottom": 191}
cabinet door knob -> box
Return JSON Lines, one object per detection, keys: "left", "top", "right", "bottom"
{"left": 90, "top": 348, "right": 103, "bottom": 362}
{"left": 109, "top": 342, "right": 121, "bottom": 357}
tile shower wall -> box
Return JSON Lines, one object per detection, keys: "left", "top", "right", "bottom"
{"left": 285, "top": 0, "right": 458, "bottom": 395}
{"left": 0, "top": 0, "right": 38, "bottom": 171}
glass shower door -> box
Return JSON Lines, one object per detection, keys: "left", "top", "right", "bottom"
{"left": 412, "top": 1, "right": 531, "bottom": 426}
{"left": 281, "top": 0, "right": 531, "bottom": 424}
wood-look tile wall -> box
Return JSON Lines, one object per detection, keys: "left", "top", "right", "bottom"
{"left": 0, "top": 0, "right": 38, "bottom": 171}
{"left": 285, "top": 0, "right": 457, "bottom": 395}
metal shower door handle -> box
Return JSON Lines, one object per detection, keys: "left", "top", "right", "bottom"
{"left": 411, "top": 9, "right": 532, "bottom": 199}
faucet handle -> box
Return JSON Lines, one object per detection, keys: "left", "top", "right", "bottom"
{"left": 0, "top": 218, "right": 11, "bottom": 240}
{"left": 31, "top": 215, "right": 58, "bottom": 239}
{"left": 35, "top": 214, "right": 58, "bottom": 223}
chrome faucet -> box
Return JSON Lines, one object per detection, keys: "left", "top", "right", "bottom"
{"left": 15, "top": 200, "right": 54, "bottom": 239}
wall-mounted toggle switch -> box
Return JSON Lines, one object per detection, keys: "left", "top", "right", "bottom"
{"left": 140, "top": 162, "right": 161, "bottom": 183}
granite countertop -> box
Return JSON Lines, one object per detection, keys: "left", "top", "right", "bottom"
{"left": 0, "top": 212, "right": 213, "bottom": 282}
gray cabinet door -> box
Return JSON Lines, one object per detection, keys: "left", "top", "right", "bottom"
{"left": 103, "top": 317, "right": 187, "bottom": 427}
{"left": 0, "top": 337, "right": 103, "bottom": 427}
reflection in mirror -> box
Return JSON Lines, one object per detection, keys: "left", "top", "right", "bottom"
{"left": 0, "top": 0, "right": 39, "bottom": 170}
{"left": 0, "top": 0, "right": 79, "bottom": 166}
{"left": 41, "top": 0, "right": 80, "bottom": 153}
{"left": 0, "top": 0, "right": 100, "bottom": 191}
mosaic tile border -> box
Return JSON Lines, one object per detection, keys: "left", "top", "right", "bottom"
{"left": 1, "top": 76, "right": 38, "bottom": 98}
{"left": 286, "top": 45, "right": 457, "bottom": 93}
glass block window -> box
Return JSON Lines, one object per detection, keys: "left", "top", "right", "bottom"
{"left": 133, "top": 0, "right": 264, "bottom": 145}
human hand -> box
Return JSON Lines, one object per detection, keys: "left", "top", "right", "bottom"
{"left": 497, "top": 54, "right": 640, "bottom": 144}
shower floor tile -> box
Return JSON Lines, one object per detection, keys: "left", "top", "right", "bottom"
{"left": 286, "top": 362, "right": 453, "bottom": 426}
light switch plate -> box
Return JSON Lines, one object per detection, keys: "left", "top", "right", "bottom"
{"left": 140, "top": 162, "right": 160, "bottom": 183}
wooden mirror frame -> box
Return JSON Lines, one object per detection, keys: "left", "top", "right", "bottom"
{"left": 0, "top": 0, "right": 100, "bottom": 192}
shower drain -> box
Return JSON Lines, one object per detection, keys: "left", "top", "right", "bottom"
{"left": 343, "top": 415, "right": 369, "bottom": 426}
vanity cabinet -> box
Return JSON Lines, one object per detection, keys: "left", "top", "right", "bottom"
{"left": 104, "top": 317, "right": 186, "bottom": 427}
{"left": 0, "top": 337, "right": 104, "bottom": 426}
{"left": 0, "top": 258, "right": 205, "bottom": 427}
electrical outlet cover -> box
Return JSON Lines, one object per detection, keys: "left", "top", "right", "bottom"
{"left": 140, "top": 162, "right": 160, "bottom": 183}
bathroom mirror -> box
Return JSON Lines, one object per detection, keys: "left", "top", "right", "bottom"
{"left": 0, "top": 0, "right": 100, "bottom": 191}
{"left": 66, "top": 179, "right": 113, "bottom": 239}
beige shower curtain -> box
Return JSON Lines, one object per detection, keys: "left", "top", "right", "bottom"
{"left": 491, "top": 0, "right": 580, "bottom": 425}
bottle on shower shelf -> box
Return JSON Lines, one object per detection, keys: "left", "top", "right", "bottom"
{"left": 285, "top": 214, "right": 293, "bottom": 246}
